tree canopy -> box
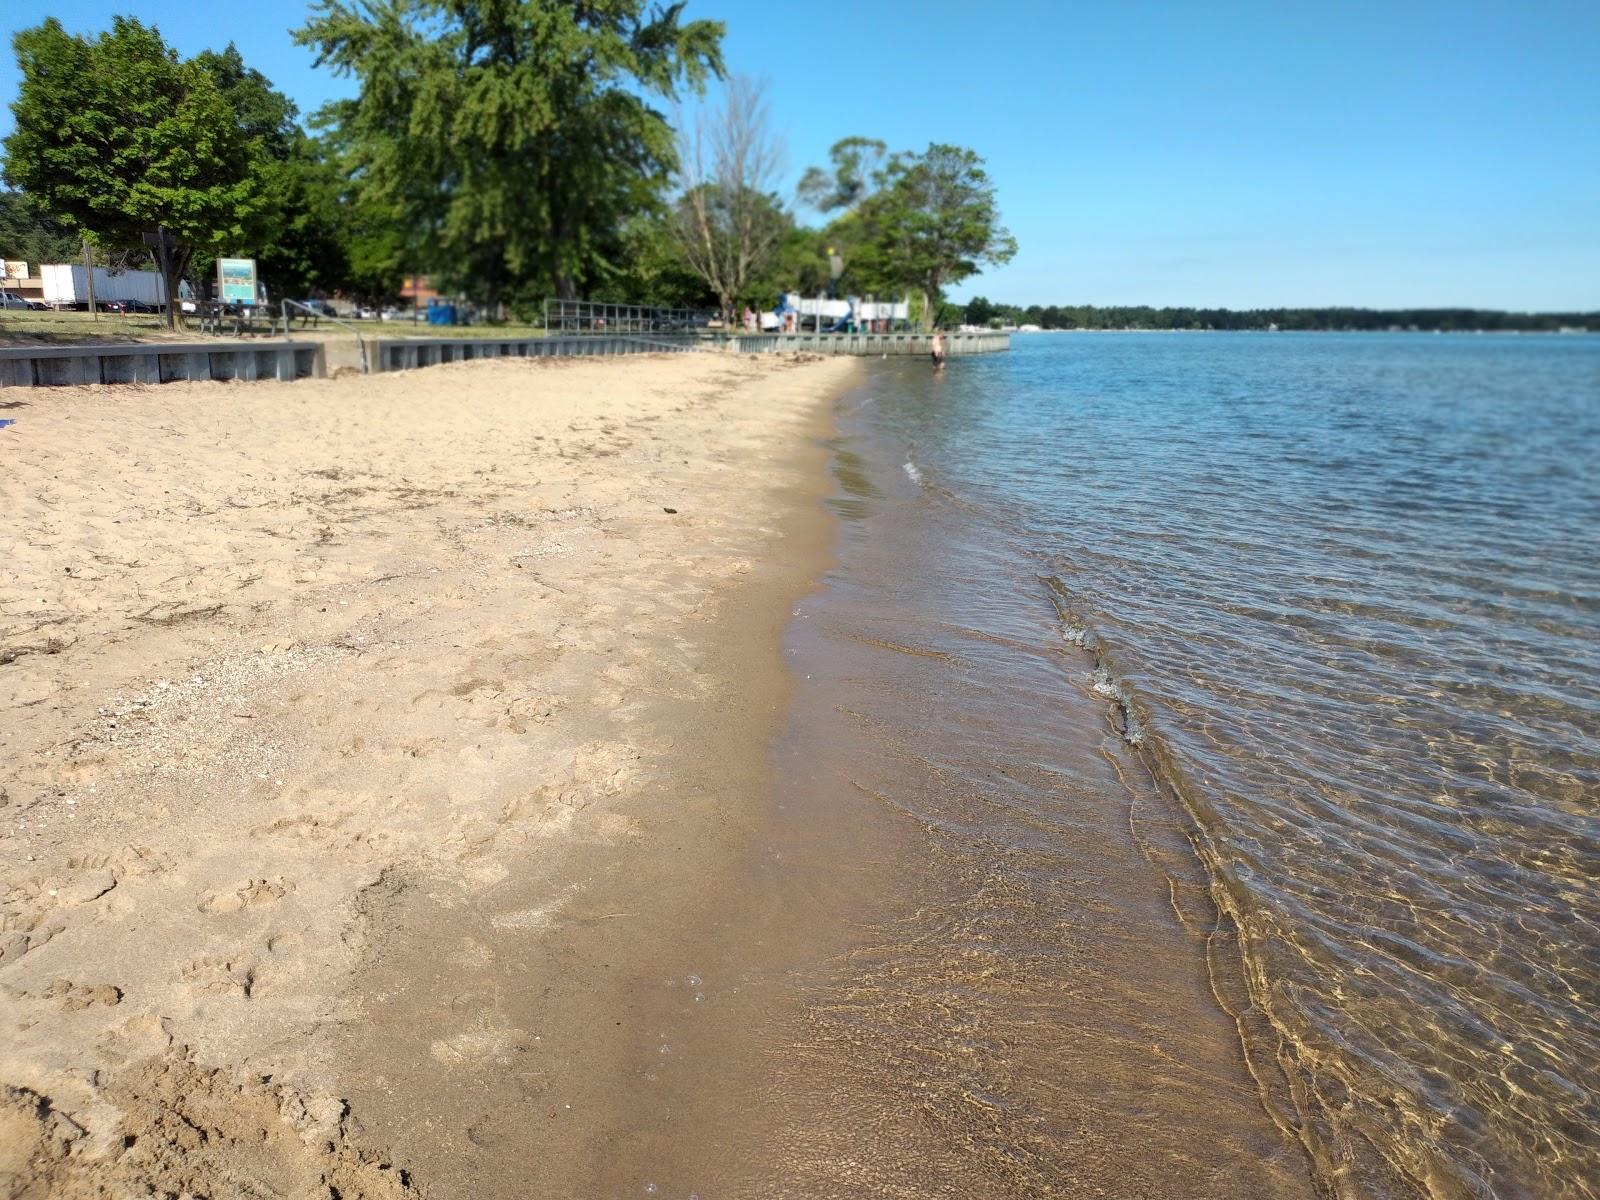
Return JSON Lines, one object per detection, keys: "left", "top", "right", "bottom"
{"left": 669, "top": 77, "right": 790, "bottom": 320}
{"left": 798, "top": 137, "right": 887, "bottom": 213}
{"left": 958, "top": 299, "right": 1598, "bottom": 333}
{"left": 190, "top": 44, "right": 353, "bottom": 301}
{"left": 4, "top": 17, "right": 271, "bottom": 320}
{"left": 295, "top": 0, "right": 725, "bottom": 314}
{"left": 3, "top": 11, "right": 1023, "bottom": 324}
{"left": 863, "top": 144, "right": 1016, "bottom": 326}
{"left": 0, "top": 189, "right": 79, "bottom": 269}
{"left": 793, "top": 139, "right": 1016, "bottom": 326}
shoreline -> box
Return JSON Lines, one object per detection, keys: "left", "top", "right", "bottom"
{"left": 0, "top": 352, "right": 858, "bottom": 1194}
{"left": 4, "top": 347, "right": 1323, "bottom": 1197}
{"left": 325, "top": 359, "right": 854, "bottom": 1194}
{"left": 683, "top": 365, "right": 1323, "bottom": 1198}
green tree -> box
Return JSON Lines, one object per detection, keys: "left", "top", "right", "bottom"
{"left": 669, "top": 76, "right": 791, "bottom": 323}
{"left": 864, "top": 144, "right": 1017, "bottom": 328}
{"left": 964, "top": 295, "right": 1000, "bottom": 327}
{"left": 794, "top": 139, "right": 1016, "bottom": 322}
{"left": 4, "top": 17, "right": 271, "bottom": 326}
{"left": 193, "top": 45, "right": 299, "bottom": 157}
{"left": 191, "top": 45, "right": 357, "bottom": 303}
{"left": 0, "top": 189, "right": 80, "bottom": 268}
{"left": 310, "top": 116, "right": 411, "bottom": 303}
{"left": 603, "top": 214, "right": 714, "bottom": 309}
{"left": 296, "top": 0, "right": 724, "bottom": 313}
{"left": 749, "top": 225, "right": 830, "bottom": 306}
{"left": 798, "top": 137, "right": 887, "bottom": 213}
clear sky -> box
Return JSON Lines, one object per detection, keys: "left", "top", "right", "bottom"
{"left": 2, "top": 0, "right": 1596, "bottom": 310}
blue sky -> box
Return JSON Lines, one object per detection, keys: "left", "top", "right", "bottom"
{"left": 2, "top": 0, "right": 1596, "bottom": 309}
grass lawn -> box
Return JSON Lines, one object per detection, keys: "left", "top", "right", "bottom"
{"left": 0, "top": 309, "right": 174, "bottom": 345}
{"left": 1, "top": 308, "right": 553, "bottom": 346}
{"left": 320, "top": 318, "right": 549, "bottom": 339}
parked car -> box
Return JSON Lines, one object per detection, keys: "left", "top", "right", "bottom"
{"left": 0, "top": 290, "right": 33, "bottom": 310}
{"left": 99, "top": 298, "right": 162, "bottom": 314}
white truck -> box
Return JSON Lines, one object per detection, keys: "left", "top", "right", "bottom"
{"left": 40, "top": 263, "right": 168, "bottom": 311}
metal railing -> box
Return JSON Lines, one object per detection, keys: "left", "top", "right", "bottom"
{"left": 279, "top": 299, "right": 367, "bottom": 374}
{"left": 192, "top": 301, "right": 273, "bottom": 338}
{"left": 543, "top": 298, "right": 716, "bottom": 336}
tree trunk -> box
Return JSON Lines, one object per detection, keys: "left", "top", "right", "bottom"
{"left": 155, "top": 231, "right": 176, "bottom": 331}
{"left": 82, "top": 240, "right": 98, "bottom": 321}
{"left": 171, "top": 246, "right": 192, "bottom": 329}
{"left": 484, "top": 256, "right": 502, "bottom": 322}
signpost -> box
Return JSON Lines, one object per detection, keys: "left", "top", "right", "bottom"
{"left": 218, "top": 257, "right": 258, "bottom": 305}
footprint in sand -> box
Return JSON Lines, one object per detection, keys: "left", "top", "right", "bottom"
{"left": 181, "top": 956, "right": 259, "bottom": 999}
{"left": 0, "top": 914, "right": 68, "bottom": 968}
{"left": 24, "top": 869, "right": 119, "bottom": 907}
{"left": 429, "top": 1017, "right": 532, "bottom": 1067}
{"left": 197, "top": 877, "right": 295, "bottom": 914}
{"left": 250, "top": 805, "right": 367, "bottom": 849}
{"left": 36, "top": 980, "right": 123, "bottom": 1010}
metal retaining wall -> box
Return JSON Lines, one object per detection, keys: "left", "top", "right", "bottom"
{"left": 368, "top": 334, "right": 703, "bottom": 373}
{"left": 0, "top": 341, "right": 324, "bottom": 388}
{"left": 0, "top": 329, "right": 1007, "bottom": 388}
{"left": 721, "top": 331, "right": 1010, "bottom": 356}
{"left": 370, "top": 329, "right": 1009, "bottom": 371}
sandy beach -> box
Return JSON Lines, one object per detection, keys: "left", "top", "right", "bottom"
{"left": 0, "top": 352, "right": 857, "bottom": 1196}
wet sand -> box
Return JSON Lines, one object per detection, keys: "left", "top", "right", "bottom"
{"left": 523, "top": 382, "right": 1322, "bottom": 1199}
{"left": 0, "top": 353, "right": 856, "bottom": 1194}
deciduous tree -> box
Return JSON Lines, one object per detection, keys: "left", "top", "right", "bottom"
{"left": 0, "top": 189, "right": 79, "bottom": 269}
{"left": 4, "top": 17, "right": 270, "bottom": 326}
{"left": 296, "top": 0, "right": 724, "bottom": 313}
{"left": 798, "top": 136, "right": 887, "bottom": 213}
{"left": 669, "top": 76, "right": 790, "bottom": 322}
{"left": 865, "top": 144, "right": 1017, "bottom": 328}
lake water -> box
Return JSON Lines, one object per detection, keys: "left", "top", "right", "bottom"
{"left": 843, "top": 332, "right": 1600, "bottom": 1198}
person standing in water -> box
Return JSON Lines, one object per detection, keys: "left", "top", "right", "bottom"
{"left": 931, "top": 329, "right": 947, "bottom": 370}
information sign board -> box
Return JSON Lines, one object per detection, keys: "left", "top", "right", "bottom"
{"left": 218, "top": 257, "right": 258, "bottom": 304}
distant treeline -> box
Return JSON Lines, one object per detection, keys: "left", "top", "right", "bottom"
{"left": 962, "top": 298, "right": 1596, "bottom": 333}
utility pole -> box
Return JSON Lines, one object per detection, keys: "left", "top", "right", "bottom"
{"left": 82, "top": 238, "right": 97, "bottom": 320}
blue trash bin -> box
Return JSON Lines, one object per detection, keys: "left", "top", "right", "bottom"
{"left": 426, "top": 298, "right": 457, "bottom": 326}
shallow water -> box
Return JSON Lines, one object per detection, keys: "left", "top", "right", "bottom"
{"left": 598, "top": 383, "right": 1320, "bottom": 1198}
{"left": 853, "top": 333, "right": 1600, "bottom": 1198}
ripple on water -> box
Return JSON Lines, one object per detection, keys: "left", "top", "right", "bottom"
{"left": 857, "top": 333, "right": 1600, "bottom": 1199}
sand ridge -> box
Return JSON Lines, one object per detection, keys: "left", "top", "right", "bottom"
{"left": 0, "top": 352, "right": 856, "bottom": 1195}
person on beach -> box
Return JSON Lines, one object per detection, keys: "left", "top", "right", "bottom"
{"left": 931, "top": 329, "right": 946, "bottom": 370}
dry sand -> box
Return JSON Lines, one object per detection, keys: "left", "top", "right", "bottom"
{"left": 0, "top": 352, "right": 857, "bottom": 1196}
